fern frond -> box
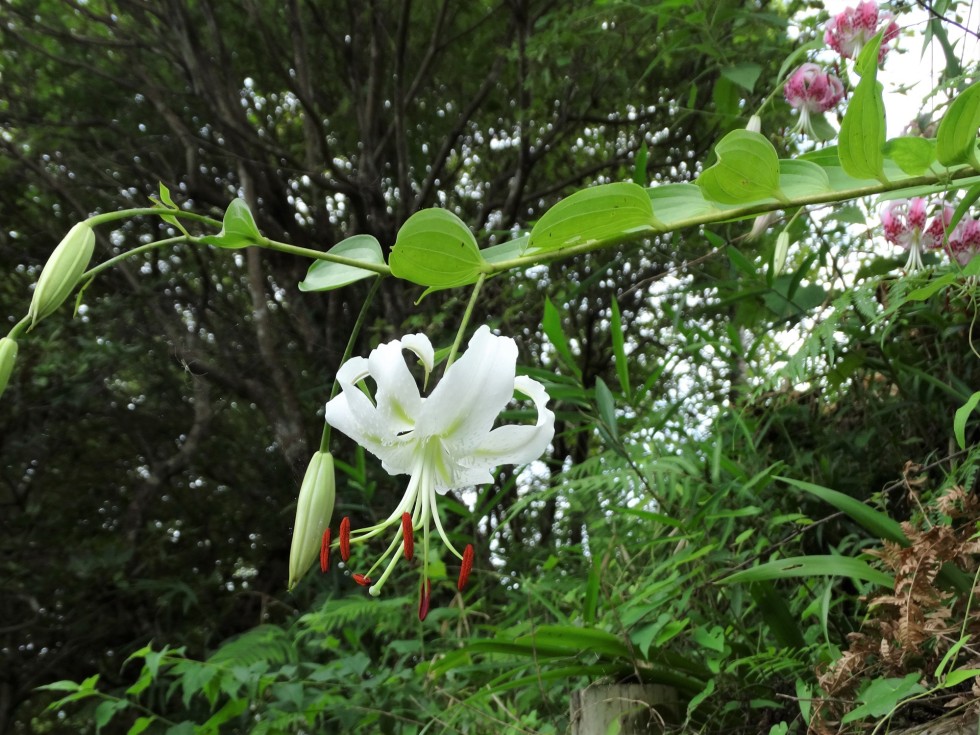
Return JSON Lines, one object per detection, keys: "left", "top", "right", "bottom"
{"left": 207, "top": 624, "right": 298, "bottom": 668}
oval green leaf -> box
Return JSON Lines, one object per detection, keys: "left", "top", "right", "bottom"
{"left": 697, "top": 130, "right": 783, "bottom": 204}
{"left": 884, "top": 136, "right": 937, "bottom": 176}
{"left": 298, "top": 235, "right": 384, "bottom": 292}
{"left": 389, "top": 208, "right": 485, "bottom": 292}
{"left": 528, "top": 182, "right": 655, "bottom": 253}
{"left": 936, "top": 80, "right": 980, "bottom": 167}
{"left": 199, "top": 198, "right": 262, "bottom": 249}
{"left": 778, "top": 159, "right": 832, "bottom": 198}
{"left": 648, "top": 183, "right": 723, "bottom": 226}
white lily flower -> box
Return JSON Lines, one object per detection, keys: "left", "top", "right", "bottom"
{"left": 323, "top": 325, "right": 555, "bottom": 618}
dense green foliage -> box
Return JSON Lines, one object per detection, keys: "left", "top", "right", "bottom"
{"left": 2, "top": 1, "right": 980, "bottom": 734}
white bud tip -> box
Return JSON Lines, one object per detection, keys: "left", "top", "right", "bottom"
{"left": 368, "top": 585, "right": 381, "bottom": 597}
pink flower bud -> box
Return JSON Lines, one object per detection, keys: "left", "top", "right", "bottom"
{"left": 825, "top": 1, "right": 899, "bottom": 62}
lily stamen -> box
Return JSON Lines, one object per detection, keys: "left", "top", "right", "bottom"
{"left": 458, "top": 544, "right": 474, "bottom": 592}
{"left": 339, "top": 516, "right": 351, "bottom": 562}
{"left": 320, "top": 528, "right": 331, "bottom": 573}
{"left": 401, "top": 513, "right": 415, "bottom": 560}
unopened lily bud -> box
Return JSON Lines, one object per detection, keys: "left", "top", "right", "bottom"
{"left": 287, "top": 451, "right": 336, "bottom": 590}
{"left": 0, "top": 338, "right": 17, "bottom": 399}
{"left": 746, "top": 115, "right": 762, "bottom": 134}
{"left": 748, "top": 211, "right": 777, "bottom": 241}
{"left": 774, "top": 231, "right": 791, "bottom": 274}
{"left": 27, "top": 222, "right": 96, "bottom": 329}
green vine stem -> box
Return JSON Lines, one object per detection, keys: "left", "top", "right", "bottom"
{"left": 319, "top": 275, "right": 385, "bottom": 453}
{"left": 444, "top": 273, "right": 488, "bottom": 373}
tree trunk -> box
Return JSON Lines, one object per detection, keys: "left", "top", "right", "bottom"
{"left": 570, "top": 684, "right": 680, "bottom": 735}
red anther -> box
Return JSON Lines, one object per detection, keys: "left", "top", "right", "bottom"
{"left": 418, "top": 579, "right": 432, "bottom": 621}
{"left": 339, "top": 516, "right": 351, "bottom": 562}
{"left": 352, "top": 573, "right": 372, "bottom": 586}
{"left": 457, "top": 543, "right": 475, "bottom": 592}
{"left": 401, "top": 512, "right": 414, "bottom": 560}
{"left": 319, "top": 528, "right": 331, "bottom": 573}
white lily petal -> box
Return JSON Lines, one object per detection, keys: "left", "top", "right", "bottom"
{"left": 401, "top": 333, "right": 434, "bottom": 378}
{"left": 336, "top": 355, "right": 372, "bottom": 385}
{"left": 415, "top": 326, "right": 517, "bottom": 445}
{"left": 326, "top": 355, "right": 396, "bottom": 457}
{"left": 461, "top": 375, "right": 556, "bottom": 472}
{"left": 324, "top": 391, "right": 391, "bottom": 459}
{"left": 369, "top": 339, "right": 423, "bottom": 433}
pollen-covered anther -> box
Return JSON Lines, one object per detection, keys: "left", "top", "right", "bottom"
{"left": 457, "top": 543, "right": 475, "bottom": 592}
{"left": 418, "top": 579, "right": 432, "bottom": 621}
{"left": 339, "top": 516, "right": 351, "bottom": 562}
{"left": 352, "top": 573, "right": 372, "bottom": 586}
{"left": 319, "top": 528, "right": 331, "bottom": 573}
{"left": 401, "top": 512, "right": 414, "bottom": 560}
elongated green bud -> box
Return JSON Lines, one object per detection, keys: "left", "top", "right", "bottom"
{"left": 288, "top": 451, "right": 336, "bottom": 590}
{"left": 0, "top": 338, "right": 17, "bottom": 399}
{"left": 774, "top": 231, "right": 791, "bottom": 274}
{"left": 27, "top": 222, "right": 96, "bottom": 329}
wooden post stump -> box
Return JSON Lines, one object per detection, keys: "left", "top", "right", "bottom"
{"left": 570, "top": 684, "right": 680, "bottom": 734}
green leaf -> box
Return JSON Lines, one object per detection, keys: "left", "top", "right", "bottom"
{"left": 936, "top": 80, "right": 980, "bottom": 167}
{"left": 839, "top": 34, "right": 886, "bottom": 181}
{"left": 150, "top": 182, "right": 190, "bottom": 236}
{"left": 584, "top": 560, "right": 600, "bottom": 625}
{"left": 388, "top": 208, "right": 485, "bottom": 294}
{"left": 482, "top": 235, "right": 535, "bottom": 264}
{"left": 37, "top": 680, "right": 83, "bottom": 693}
{"left": 942, "top": 668, "right": 980, "bottom": 688}
{"left": 721, "top": 62, "right": 762, "bottom": 92}
{"left": 200, "top": 697, "right": 248, "bottom": 730}
{"left": 841, "top": 674, "right": 925, "bottom": 723}
{"left": 199, "top": 199, "right": 262, "bottom": 249}
{"left": 514, "top": 625, "right": 632, "bottom": 661}
{"left": 126, "top": 718, "right": 155, "bottom": 735}
{"left": 528, "top": 182, "right": 655, "bottom": 253}
{"left": 697, "top": 130, "right": 783, "bottom": 204}
{"left": 954, "top": 391, "right": 980, "bottom": 450}
{"left": 648, "top": 183, "right": 721, "bottom": 225}
{"left": 542, "top": 298, "right": 581, "bottom": 379}
{"left": 884, "top": 137, "right": 937, "bottom": 176}
{"left": 595, "top": 377, "right": 618, "bottom": 442}
{"left": 633, "top": 141, "right": 649, "bottom": 186}
{"left": 610, "top": 297, "right": 630, "bottom": 399}
{"left": 749, "top": 581, "right": 805, "bottom": 649}
{"left": 906, "top": 272, "right": 958, "bottom": 301}
{"left": 95, "top": 700, "right": 128, "bottom": 734}
{"left": 721, "top": 555, "right": 893, "bottom": 587}
{"left": 778, "top": 476, "right": 909, "bottom": 545}
{"left": 298, "top": 235, "right": 384, "bottom": 292}
{"left": 777, "top": 159, "right": 832, "bottom": 198}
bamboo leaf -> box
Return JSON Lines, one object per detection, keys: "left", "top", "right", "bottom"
{"left": 778, "top": 476, "right": 908, "bottom": 544}
{"left": 721, "top": 555, "right": 893, "bottom": 587}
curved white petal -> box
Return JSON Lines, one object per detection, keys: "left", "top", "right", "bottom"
{"left": 325, "top": 355, "right": 395, "bottom": 459}
{"left": 415, "top": 326, "right": 517, "bottom": 446}
{"left": 401, "top": 333, "right": 434, "bottom": 382}
{"left": 369, "top": 339, "right": 422, "bottom": 433}
{"left": 457, "top": 375, "right": 555, "bottom": 477}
